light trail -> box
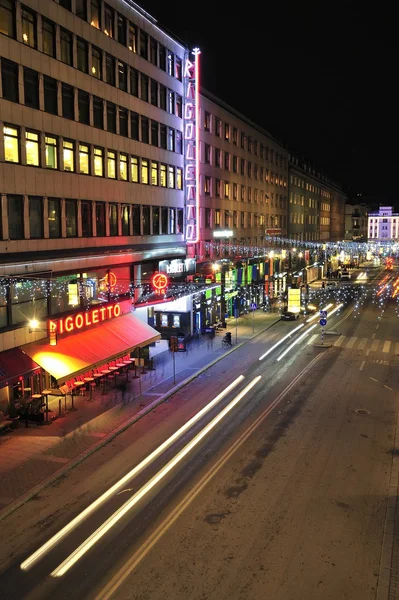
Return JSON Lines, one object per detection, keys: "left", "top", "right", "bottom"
{"left": 276, "top": 324, "right": 317, "bottom": 362}
{"left": 51, "top": 376, "right": 262, "bottom": 577}
{"left": 258, "top": 323, "right": 304, "bottom": 361}
{"left": 306, "top": 303, "right": 333, "bottom": 323}
{"left": 20, "top": 375, "right": 245, "bottom": 571}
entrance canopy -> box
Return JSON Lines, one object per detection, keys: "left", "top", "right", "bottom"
{"left": 21, "top": 313, "right": 160, "bottom": 384}
{"left": 0, "top": 348, "right": 41, "bottom": 389}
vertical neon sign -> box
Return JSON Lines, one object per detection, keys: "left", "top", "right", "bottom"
{"left": 184, "top": 48, "right": 200, "bottom": 244}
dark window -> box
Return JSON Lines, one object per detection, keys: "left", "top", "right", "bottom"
{"left": 1, "top": 58, "right": 18, "bottom": 102}
{"left": 119, "top": 107, "right": 128, "bottom": 137}
{"left": 176, "top": 131, "right": 183, "bottom": 154}
{"left": 60, "top": 28, "right": 72, "bottom": 65}
{"left": 107, "top": 102, "right": 116, "bottom": 133}
{"left": 159, "top": 45, "right": 166, "bottom": 70}
{"left": 160, "top": 124, "right": 167, "bottom": 149}
{"left": 118, "top": 60, "right": 127, "bottom": 91}
{"left": 109, "top": 203, "right": 118, "bottom": 236}
{"left": 152, "top": 206, "right": 159, "bottom": 234}
{"left": 59, "top": 0, "right": 72, "bottom": 10}
{"left": 140, "top": 30, "right": 148, "bottom": 59}
{"left": 150, "top": 37, "right": 157, "bottom": 65}
{"left": 140, "top": 73, "right": 148, "bottom": 102}
{"left": 62, "top": 83, "right": 74, "bottom": 120}
{"left": 0, "top": 0, "right": 15, "bottom": 38}
{"left": 96, "top": 203, "right": 106, "bottom": 236}
{"left": 24, "top": 68, "right": 39, "bottom": 109}
{"left": 29, "top": 196, "right": 43, "bottom": 239}
{"left": 81, "top": 201, "right": 92, "bottom": 236}
{"left": 8, "top": 195, "right": 24, "bottom": 240}
{"left": 176, "top": 95, "right": 182, "bottom": 118}
{"left": 150, "top": 79, "right": 158, "bottom": 106}
{"left": 142, "top": 206, "right": 150, "bottom": 235}
{"left": 104, "top": 3, "right": 114, "bottom": 37}
{"left": 151, "top": 121, "right": 159, "bottom": 147}
{"left": 76, "top": 0, "right": 86, "bottom": 20}
{"left": 160, "top": 85, "right": 166, "bottom": 111}
{"left": 42, "top": 18, "right": 55, "bottom": 57}
{"left": 48, "top": 198, "right": 61, "bottom": 238}
{"left": 77, "top": 38, "right": 88, "bottom": 72}
{"left": 132, "top": 205, "right": 140, "bottom": 235}
{"left": 92, "top": 46, "right": 102, "bottom": 79}
{"left": 43, "top": 75, "right": 57, "bottom": 114}
{"left": 65, "top": 200, "right": 77, "bottom": 237}
{"left": 176, "top": 208, "right": 183, "bottom": 234}
{"left": 175, "top": 57, "right": 182, "bottom": 81}
{"left": 141, "top": 117, "right": 149, "bottom": 144}
{"left": 131, "top": 112, "right": 139, "bottom": 140}
{"left": 93, "top": 96, "right": 103, "bottom": 129}
{"left": 21, "top": 5, "right": 36, "bottom": 48}
{"left": 121, "top": 205, "right": 129, "bottom": 235}
{"left": 78, "top": 90, "right": 90, "bottom": 124}
{"left": 130, "top": 68, "right": 138, "bottom": 96}
{"left": 106, "top": 54, "right": 115, "bottom": 86}
{"left": 117, "top": 13, "right": 126, "bottom": 45}
{"left": 90, "top": 0, "right": 100, "bottom": 28}
{"left": 160, "top": 207, "right": 167, "bottom": 234}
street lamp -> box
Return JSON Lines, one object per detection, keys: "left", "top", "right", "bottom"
{"left": 29, "top": 319, "right": 57, "bottom": 346}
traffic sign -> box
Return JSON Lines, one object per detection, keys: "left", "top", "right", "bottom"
{"left": 319, "top": 318, "right": 327, "bottom": 326}
{"left": 250, "top": 302, "right": 257, "bottom": 310}
{"left": 319, "top": 310, "right": 327, "bottom": 318}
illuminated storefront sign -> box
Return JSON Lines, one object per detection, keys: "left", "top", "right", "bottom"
{"left": 288, "top": 288, "right": 300, "bottom": 313}
{"left": 49, "top": 303, "right": 121, "bottom": 335}
{"left": 213, "top": 229, "right": 233, "bottom": 238}
{"left": 152, "top": 273, "right": 169, "bottom": 295}
{"left": 158, "top": 258, "right": 196, "bottom": 277}
{"left": 184, "top": 48, "right": 201, "bottom": 244}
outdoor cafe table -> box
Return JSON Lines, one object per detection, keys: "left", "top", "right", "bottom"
{"left": 41, "top": 389, "right": 55, "bottom": 423}
{"left": 84, "top": 377, "right": 95, "bottom": 399}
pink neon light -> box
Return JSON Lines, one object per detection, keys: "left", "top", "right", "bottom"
{"left": 194, "top": 49, "right": 200, "bottom": 244}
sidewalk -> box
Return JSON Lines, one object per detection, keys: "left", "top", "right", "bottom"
{"left": 0, "top": 310, "right": 280, "bottom": 520}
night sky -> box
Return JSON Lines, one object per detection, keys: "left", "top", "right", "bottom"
{"left": 139, "top": 1, "right": 397, "bottom": 209}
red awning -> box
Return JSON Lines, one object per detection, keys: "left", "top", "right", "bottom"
{"left": 21, "top": 313, "right": 161, "bottom": 384}
{"left": 0, "top": 348, "right": 41, "bottom": 388}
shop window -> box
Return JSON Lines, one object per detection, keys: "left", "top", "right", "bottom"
{"left": 173, "top": 315, "right": 180, "bottom": 328}
{"left": 62, "top": 83, "right": 75, "bottom": 120}
{"left": 93, "top": 96, "right": 104, "bottom": 129}
{"left": 65, "top": 199, "right": 77, "bottom": 237}
{"left": 45, "top": 136, "right": 58, "bottom": 169}
{"left": 1, "top": 58, "right": 18, "bottom": 102}
{"left": 78, "top": 90, "right": 90, "bottom": 125}
{"left": 42, "top": 18, "right": 55, "bottom": 57}
{"left": 44, "top": 76, "right": 57, "bottom": 115}
{"left": 141, "top": 73, "right": 149, "bottom": 102}
{"left": 131, "top": 112, "right": 139, "bottom": 140}
{"left": 60, "top": 28, "right": 72, "bottom": 65}
{"left": 159, "top": 45, "right": 166, "bottom": 71}
{"left": 63, "top": 140, "right": 75, "bottom": 172}
{"left": 151, "top": 161, "right": 158, "bottom": 186}
{"left": 29, "top": 196, "right": 43, "bottom": 239}
{"left": 118, "top": 60, "right": 127, "bottom": 91}
{"left": 107, "top": 151, "right": 116, "bottom": 179}
{"left": 77, "top": 38, "right": 88, "bottom": 73}
{"left": 91, "top": 46, "right": 102, "bottom": 79}
{"left": 109, "top": 203, "right": 118, "bottom": 236}
{"left": 119, "top": 153, "right": 128, "bottom": 181}
{"left": 152, "top": 206, "right": 159, "bottom": 234}
{"left": 24, "top": 68, "right": 39, "bottom": 109}
{"left": 151, "top": 121, "right": 159, "bottom": 146}
{"left": 130, "top": 68, "right": 138, "bottom": 97}
{"left": 22, "top": 5, "right": 36, "bottom": 48}
{"left": 104, "top": 3, "right": 114, "bottom": 37}
{"left": 131, "top": 156, "right": 139, "bottom": 182}
{"left": 117, "top": 13, "right": 126, "bottom": 45}
{"left": 106, "top": 54, "right": 115, "bottom": 86}
{"left": 168, "top": 165, "right": 175, "bottom": 189}
{"left": 141, "top": 159, "right": 149, "bottom": 184}
{"left": 119, "top": 107, "right": 128, "bottom": 137}
{"left": 140, "top": 30, "right": 148, "bottom": 59}
{"left": 25, "top": 130, "right": 39, "bottom": 166}
{"left": 48, "top": 198, "right": 61, "bottom": 238}
{"left": 176, "top": 167, "right": 183, "bottom": 190}
{"left": 79, "top": 143, "right": 89, "bottom": 174}
{"left": 4, "top": 125, "right": 19, "bottom": 163}
{"left": 107, "top": 102, "right": 116, "bottom": 133}
{"left": 142, "top": 206, "right": 150, "bottom": 235}
{"left": 7, "top": 195, "right": 24, "bottom": 239}
{"left": 128, "top": 22, "right": 137, "bottom": 52}
{"left": 91, "top": 0, "right": 100, "bottom": 28}
{"left": 132, "top": 205, "right": 140, "bottom": 235}
{"left": 161, "top": 207, "right": 168, "bottom": 234}
{"left": 160, "top": 314, "right": 168, "bottom": 327}
{"left": 121, "top": 205, "right": 130, "bottom": 235}
{"left": 141, "top": 117, "right": 149, "bottom": 144}
{"left": 11, "top": 279, "right": 47, "bottom": 325}
{"left": 81, "top": 201, "right": 92, "bottom": 237}
{"left": 160, "top": 164, "right": 167, "bottom": 187}
{"left": 94, "top": 147, "right": 103, "bottom": 176}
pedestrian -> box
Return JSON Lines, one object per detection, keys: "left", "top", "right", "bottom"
{"left": 322, "top": 281, "right": 325, "bottom": 289}
{"left": 116, "top": 380, "right": 128, "bottom": 404}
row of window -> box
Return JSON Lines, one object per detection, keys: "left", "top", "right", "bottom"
{"left": 0, "top": 59, "right": 184, "bottom": 151}
{"left": 290, "top": 174, "right": 331, "bottom": 197}
{"left": 0, "top": 1, "right": 183, "bottom": 81}
{"left": 1, "top": 195, "right": 184, "bottom": 241}
{"left": 203, "top": 208, "right": 286, "bottom": 230}
{"left": 201, "top": 175, "right": 286, "bottom": 208}
{"left": 202, "top": 143, "right": 287, "bottom": 187}
{"left": 203, "top": 111, "right": 287, "bottom": 169}
{"left": 2, "top": 124, "right": 184, "bottom": 187}
{"left": 369, "top": 218, "right": 397, "bottom": 223}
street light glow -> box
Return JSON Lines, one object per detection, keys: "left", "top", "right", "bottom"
{"left": 29, "top": 319, "right": 39, "bottom": 329}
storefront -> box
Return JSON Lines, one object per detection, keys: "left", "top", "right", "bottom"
{"left": 0, "top": 348, "right": 42, "bottom": 414}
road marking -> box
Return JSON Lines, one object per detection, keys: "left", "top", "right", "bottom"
{"left": 372, "top": 333, "right": 376, "bottom": 339}
{"left": 383, "top": 385, "right": 393, "bottom": 391}
{"left": 358, "top": 338, "right": 368, "bottom": 350}
{"left": 366, "top": 349, "right": 371, "bottom": 356}
{"left": 382, "top": 341, "right": 391, "bottom": 353}
{"left": 346, "top": 336, "right": 357, "bottom": 349}
{"left": 376, "top": 324, "right": 380, "bottom": 330}
{"left": 306, "top": 333, "right": 318, "bottom": 345}
{"left": 359, "top": 361, "right": 366, "bottom": 371}
{"left": 371, "top": 339, "right": 379, "bottom": 352}
{"left": 369, "top": 377, "right": 378, "bottom": 382}
{"left": 334, "top": 335, "right": 346, "bottom": 347}
{"left": 94, "top": 353, "right": 324, "bottom": 600}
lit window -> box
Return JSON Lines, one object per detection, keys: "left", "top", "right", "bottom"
{"left": 119, "top": 153, "right": 128, "bottom": 180}
{"left": 176, "top": 167, "right": 183, "bottom": 190}
{"left": 160, "top": 164, "right": 167, "bottom": 187}
{"left": 141, "top": 159, "right": 149, "bottom": 184}
{"left": 151, "top": 161, "right": 158, "bottom": 186}
{"left": 25, "top": 130, "right": 39, "bottom": 166}
{"left": 0, "top": 0, "right": 15, "bottom": 38}
{"left": 45, "top": 135, "right": 57, "bottom": 169}
{"left": 131, "top": 156, "right": 139, "bottom": 182}
{"left": 107, "top": 151, "right": 116, "bottom": 178}
{"left": 22, "top": 6, "right": 36, "bottom": 48}
{"left": 128, "top": 23, "right": 137, "bottom": 52}
{"left": 168, "top": 166, "right": 175, "bottom": 188}
{"left": 4, "top": 125, "right": 19, "bottom": 163}
{"left": 79, "top": 143, "right": 89, "bottom": 174}
{"left": 94, "top": 147, "right": 103, "bottom": 176}
{"left": 90, "top": 0, "right": 100, "bottom": 28}
{"left": 63, "top": 140, "right": 74, "bottom": 172}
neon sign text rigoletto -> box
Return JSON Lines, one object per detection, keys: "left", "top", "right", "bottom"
{"left": 49, "top": 303, "right": 121, "bottom": 335}
{"left": 184, "top": 47, "right": 200, "bottom": 244}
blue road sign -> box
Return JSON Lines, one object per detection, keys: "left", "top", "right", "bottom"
{"left": 234, "top": 309, "right": 240, "bottom": 318}
{"left": 319, "top": 318, "right": 327, "bottom": 326}
{"left": 250, "top": 302, "right": 257, "bottom": 310}
{"left": 319, "top": 310, "right": 327, "bottom": 318}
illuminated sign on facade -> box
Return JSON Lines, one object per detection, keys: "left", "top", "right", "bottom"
{"left": 213, "top": 230, "right": 233, "bottom": 238}
{"left": 152, "top": 273, "right": 169, "bottom": 295}
{"left": 184, "top": 48, "right": 200, "bottom": 244}
{"left": 49, "top": 303, "right": 121, "bottom": 335}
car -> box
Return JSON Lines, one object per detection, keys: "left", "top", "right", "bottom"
{"left": 341, "top": 270, "right": 350, "bottom": 280}
{"left": 281, "top": 308, "right": 300, "bottom": 321}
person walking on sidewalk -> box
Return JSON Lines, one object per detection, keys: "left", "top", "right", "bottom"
{"left": 115, "top": 380, "right": 128, "bottom": 404}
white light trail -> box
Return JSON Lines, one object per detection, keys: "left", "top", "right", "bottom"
{"left": 306, "top": 303, "right": 333, "bottom": 323}
{"left": 276, "top": 324, "right": 317, "bottom": 362}
{"left": 51, "top": 376, "right": 262, "bottom": 577}
{"left": 258, "top": 323, "right": 304, "bottom": 361}
{"left": 21, "top": 375, "right": 245, "bottom": 571}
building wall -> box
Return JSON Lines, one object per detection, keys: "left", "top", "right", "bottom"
{"left": 344, "top": 203, "right": 369, "bottom": 241}
{"left": 368, "top": 206, "right": 399, "bottom": 241}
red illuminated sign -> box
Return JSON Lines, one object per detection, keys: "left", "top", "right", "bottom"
{"left": 48, "top": 303, "right": 121, "bottom": 336}
{"left": 184, "top": 48, "right": 200, "bottom": 244}
{"left": 152, "top": 273, "right": 169, "bottom": 295}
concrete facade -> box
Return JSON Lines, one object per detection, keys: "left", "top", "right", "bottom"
{"left": 368, "top": 206, "right": 399, "bottom": 241}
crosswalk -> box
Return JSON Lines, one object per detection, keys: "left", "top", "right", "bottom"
{"left": 306, "top": 334, "right": 399, "bottom": 355}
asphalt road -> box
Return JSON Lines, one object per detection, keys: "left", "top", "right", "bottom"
{"left": 1, "top": 267, "right": 398, "bottom": 600}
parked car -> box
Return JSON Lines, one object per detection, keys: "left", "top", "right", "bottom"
{"left": 281, "top": 308, "right": 300, "bottom": 321}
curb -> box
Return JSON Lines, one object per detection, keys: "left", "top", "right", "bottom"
{"left": 0, "top": 316, "right": 280, "bottom": 523}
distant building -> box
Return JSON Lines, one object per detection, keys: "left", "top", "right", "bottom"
{"left": 368, "top": 206, "right": 399, "bottom": 241}
{"left": 345, "top": 203, "right": 369, "bottom": 241}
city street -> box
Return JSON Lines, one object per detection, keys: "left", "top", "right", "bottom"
{"left": 0, "top": 268, "right": 398, "bottom": 600}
